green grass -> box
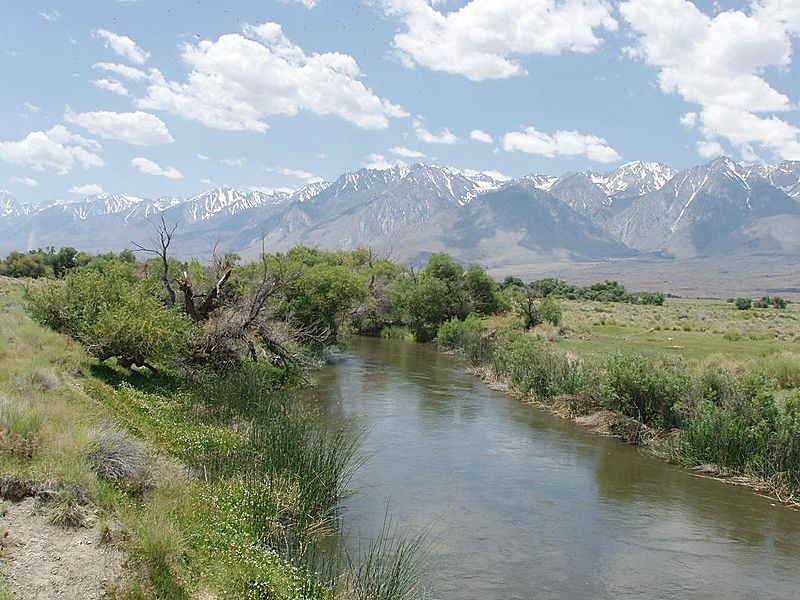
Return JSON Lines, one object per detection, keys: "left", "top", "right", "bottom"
{"left": 553, "top": 298, "right": 800, "bottom": 362}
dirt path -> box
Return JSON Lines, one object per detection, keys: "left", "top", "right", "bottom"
{"left": 0, "top": 498, "right": 123, "bottom": 599}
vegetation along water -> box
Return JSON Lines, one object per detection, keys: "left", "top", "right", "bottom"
{"left": 0, "top": 240, "right": 798, "bottom": 598}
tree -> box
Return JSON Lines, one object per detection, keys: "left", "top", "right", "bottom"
{"left": 734, "top": 298, "right": 752, "bottom": 310}
{"left": 284, "top": 264, "right": 366, "bottom": 340}
{"left": 463, "top": 264, "right": 500, "bottom": 315}
{"left": 539, "top": 296, "right": 562, "bottom": 326}
{"left": 511, "top": 285, "right": 542, "bottom": 330}
{"left": 392, "top": 277, "right": 452, "bottom": 341}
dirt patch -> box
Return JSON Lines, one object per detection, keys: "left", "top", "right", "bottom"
{"left": 0, "top": 498, "right": 123, "bottom": 599}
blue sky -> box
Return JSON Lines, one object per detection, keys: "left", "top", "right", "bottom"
{"left": 0, "top": 0, "right": 798, "bottom": 203}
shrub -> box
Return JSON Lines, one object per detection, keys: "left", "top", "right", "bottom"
{"left": 84, "top": 425, "right": 149, "bottom": 490}
{"left": 436, "top": 315, "right": 494, "bottom": 366}
{"left": 602, "top": 354, "right": 690, "bottom": 428}
{"left": 539, "top": 297, "right": 562, "bottom": 326}
{"left": 491, "top": 331, "right": 584, "bottom": 400}
{"left": 27, "top": 265, "right": 192, "bottom": 369}
{"left": 734, "top": 298, "right": 752, "bottom": 310}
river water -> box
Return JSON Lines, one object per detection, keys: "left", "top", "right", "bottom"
{"left": 305, "top": 337, "right": 800, "bottom": 599}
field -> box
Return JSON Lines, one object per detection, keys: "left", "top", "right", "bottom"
{"left": 552, "top": 298, "right": 800, "bottom": 362}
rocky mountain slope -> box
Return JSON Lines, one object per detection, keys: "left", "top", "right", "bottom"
{"left": 1, "top": 158, "right": 798, "bottom": 266}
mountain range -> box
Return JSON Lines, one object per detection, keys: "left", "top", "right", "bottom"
{"left": 1, "top": 158, "right": 799, "bottom": 276}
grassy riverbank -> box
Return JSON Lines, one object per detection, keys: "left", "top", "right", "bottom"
{"left": 437, "top": 307, "right": 800, "bottom": 505}
{"left": 0, "top": 276, "right": 424, "bottom": 598}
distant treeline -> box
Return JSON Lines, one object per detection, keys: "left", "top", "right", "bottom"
{"left": 500, "top": 276, "right": 666, "bottom": 305}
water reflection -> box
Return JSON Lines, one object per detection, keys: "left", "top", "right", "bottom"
{"left": 304, "top": 337, "right": 800, "bottom": 600}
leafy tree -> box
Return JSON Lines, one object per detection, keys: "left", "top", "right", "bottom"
{"left": 391, "top": 277, "right": 452, "bottom": 341}
{"left": 463, "top": 264, "right": 500, "bottom": 315}
{"left": 510, "top": 285, "right": 541, "bottom": 330}
{"left": 734, "top": 298, "right": 752, "bottom": 310}
{"left": 284, "top": 264, "right": 366, "bottom": 339}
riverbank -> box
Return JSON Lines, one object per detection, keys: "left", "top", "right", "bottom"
{"left": 0, "top": 278, "right": 422, "bottom": 599}
{"left": 435, "top": 317, "right": 800, "bottom": 508}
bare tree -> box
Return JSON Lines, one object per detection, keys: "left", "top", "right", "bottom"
{"left": 131, "top": 217, "right": 178, "bottom": 307}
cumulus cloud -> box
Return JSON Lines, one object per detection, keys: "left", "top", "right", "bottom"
{"left": 390, "top": 146, "right": 426, "bottom": 158}
{"left": 502, "top": 126, "right": 621, "bottom": 163}
{"left": 621, "top": 0, "right": 800, "bottom": 160}
{"left": 413, "top": 120, "right": 460, "bottom": 144}
{"left": 64, "top": 109, "right": 174, "bottom": 146}
{"left": 265, "top": 166, "right": 324, "bottom": 183}
{"left": 11, "top": 176, "right": 39, "bottom": 187}
{"left": 470, "top": 129, "right": 494, "bottom": 144}
{"left": 195, "top": 153, "right": 210, "bottom": 160}
{"left": 381, "top": 0, "right": 617, "bottom": 81}
{"left": 0, "top": 126, "right": 104, "bottom": 174}
{"left": 70, "top": 183, "right": 105, "bottom": 195}
{"left": 131, "top": 157, "right": 183, "bottom": 179}
{"left": 136, "top": 22, "right": 406, "bottom": 131}
{"left": 697, "top": 140, "right": 724, "bottom": 159}
{"left": 93, "top": 78, "right": 130, "bottom": 96}
{"left": 93, "top": 29, "right": 150, "bottom": 64}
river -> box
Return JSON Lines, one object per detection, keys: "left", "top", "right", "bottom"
{"left": 305, "top": 337, "right": 800, "bottom": 599}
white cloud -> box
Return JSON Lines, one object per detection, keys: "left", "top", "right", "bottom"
{"left": 93, "top": 29, "right": 150, "bottom": 64}
{"left": 470, "top": 129, "right": 494, "bottom": 144}
{"left": 679, "top": 111, "right": 697, "bottom": 128}
{"left": 413, "top": 120, "right": 460, "bottom": 144}
{"left": 195, "top": 153, "right": 210, "bottom": 160}
{"left": 38, "top": 9, "right": 60, "bottom": 22}
{"left": 70, "top": 183, "right": 105, "bottom": 195}
{"left": 220, "top": 157, "right": 245, "bottom": 167}
{"left": 265, "top": 166, "right": 324, "bottom": 183}
{"left": 283, "top": 0, "right": 318, "bottom": 7}
{"left": 390, "top": 146, "right": 426, "bottom": 158}
{"left": 22, "top": 102, "right": 41, "bottom": 114}
{"left": 93, "top": 62, "right": 149, "bottom": 81}
{"left": 64, "top": 109, "right": 174, "bottom": 146}
{"left": 11, "top": 176, "right": 39, "bottom": 187}
{"left": 131, "top": 157, "right": 183, "bottom": 179}
{"left": 93, "top": 78, "right": 130, "bottom": 96}
{"left": 362, "top": 153, "right": 406, "bottom": 170}
{"left": 136, "top": 22, "right": 406, "bottom": 131}
{"left": 502, "top": 126, "right": 621, "bottom": 163}
{"left": 621, "top": 0, "right": 800, "bottom": 160}
{"left": 381, "top": 0, "right": 617, "bottom": 81}
{"left": 0, "top": 126, "right": 104, "bottom": 174}
{"left": 200, "top": 177, "right": 212, "bottom": 184}
{"left": 697, "top": 140, "right": 724, "bottom": 159}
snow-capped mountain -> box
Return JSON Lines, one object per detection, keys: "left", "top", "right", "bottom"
{"left": 0, "top": 191, "right": 23, "bottom": 218}
{"left": 0, "top": 158, "right": 798, "bottom": 265}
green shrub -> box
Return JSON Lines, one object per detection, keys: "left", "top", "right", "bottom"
{"left": 436, "top": 315, "right": 493, "bottom": 366}
{"left": 491, "top": 331, "right": 583, "bottom": 400}
{"left": 734, "top": 298, "right": 752, "bottom": 310}
{"left": 27, "top": 264, "right": 192, "bottom": 369}
{"left": 602, "top": 354, "right": 689, "bottom": 428}
{"left": 539, "top": 297, "right": 562, "bottom": 326}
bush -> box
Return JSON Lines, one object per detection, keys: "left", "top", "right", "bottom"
{"left": 539, "top": 297, "right": 562, "bottom": 326}
{"left": 436, "top": 315, "right": 494, "bottom": 366}
{"left": 47, "top": 486, "right": 86, "bottom": 528}
{"left": 491, "top": 331, "right": 584, "bottom": 400}
{"left": 27, "top": 264, "right": 192, "bottom": 368}
{"left": 734, "top": 298, "right": 752, "bottom": 310}
{"left": 84, "top": 425, "right": 150, "bottom": 490}
{"left": 602, "top": 354, "right": 690, "bottom": 428}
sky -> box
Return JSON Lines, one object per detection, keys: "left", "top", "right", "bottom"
{"left": 0, "top": 0, "right": 799, "bottom": 203}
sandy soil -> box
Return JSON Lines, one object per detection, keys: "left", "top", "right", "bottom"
{"left": 0, "top": 498, "right": 123, "bottom": 599}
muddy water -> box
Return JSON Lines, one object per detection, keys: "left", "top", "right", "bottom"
{"left": 307, "top": 337, "right": 800, "bottom": 599}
